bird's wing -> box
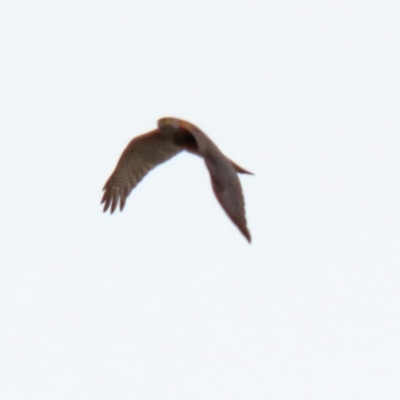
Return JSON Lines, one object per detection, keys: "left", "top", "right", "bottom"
{"left": 102, "top": 129, "right": 182, "bottom": 213}
{"left": 204, "top": 154, "right": 251, "bottom": 242}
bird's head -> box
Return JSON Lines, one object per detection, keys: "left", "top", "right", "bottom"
{"left": 157, "top": 117, "right": 181, "bottom": 134}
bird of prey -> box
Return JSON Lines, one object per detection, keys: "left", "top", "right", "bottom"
{"left": 101, "top": 117, "right": 253, "bottom": 242}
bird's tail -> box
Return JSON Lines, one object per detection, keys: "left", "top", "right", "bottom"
{"left": 231, "top": 160, "right": 254, "bottom": 175}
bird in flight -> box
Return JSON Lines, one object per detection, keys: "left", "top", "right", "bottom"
{"left": 101, "top": 117, "right": 253, "bottom": 242}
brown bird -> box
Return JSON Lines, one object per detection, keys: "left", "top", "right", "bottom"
{"left": 101, "top": 117, "right": 253, "bottom": 242}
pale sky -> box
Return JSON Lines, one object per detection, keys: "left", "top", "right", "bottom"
{"left": 1, "top": 1, "right": 399, "bottom": 398}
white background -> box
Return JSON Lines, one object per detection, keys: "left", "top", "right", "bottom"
{"left": 1, "top": 1, "right": 399, "bottom": 398}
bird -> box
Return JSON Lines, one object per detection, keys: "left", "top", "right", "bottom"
{"left": 101, "top": 117, "right": 253, "bottom": 242}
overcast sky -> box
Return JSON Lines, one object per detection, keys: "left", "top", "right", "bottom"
{"left": 1, "top": 1, "right": 399, "bottom": 398}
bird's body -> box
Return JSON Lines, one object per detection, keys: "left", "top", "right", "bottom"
{"left": 102, "top": 117, "right": 252, "bottom": 242}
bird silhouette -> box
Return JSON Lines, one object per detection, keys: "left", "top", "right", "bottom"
{"left": 101, "top": 117, "right": 253, "bottom": 242}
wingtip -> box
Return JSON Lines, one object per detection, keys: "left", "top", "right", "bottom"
{"left": 240, "top": 226, "right": 252, "bottom": 243}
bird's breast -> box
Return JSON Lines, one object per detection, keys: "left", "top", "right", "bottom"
{"left": 172, "top": 130, "right": 199, "bottom": 153}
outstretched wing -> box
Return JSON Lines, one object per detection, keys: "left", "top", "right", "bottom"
{"left": 102, "top": 129, "right": 182, "bottom": 213}
{"left": 204, "top": 154, "right": 251, "bottom": 242}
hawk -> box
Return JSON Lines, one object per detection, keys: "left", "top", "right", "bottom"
{"left": 101, "top": 117, "right": 253, "bottom": 242}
